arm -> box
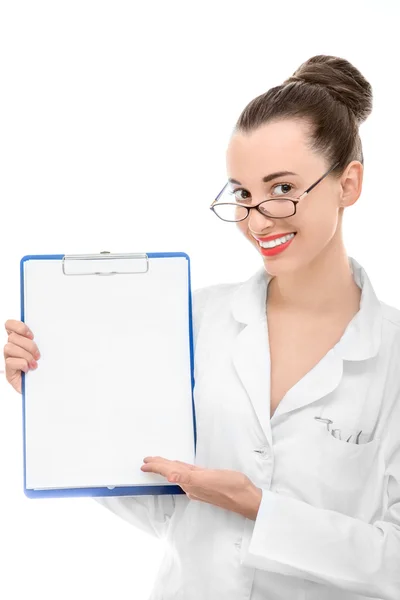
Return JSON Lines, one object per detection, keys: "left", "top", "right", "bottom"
{"left": 239, "top": 399, "right": 400, "bottom": 600}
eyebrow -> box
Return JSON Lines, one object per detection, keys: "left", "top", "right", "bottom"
{"left": 228, "top": 171, "right": 298, "bottom": 185}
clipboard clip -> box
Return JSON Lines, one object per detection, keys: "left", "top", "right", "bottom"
{"left": 62, "top": 251, "right": 149, "bottom": 276}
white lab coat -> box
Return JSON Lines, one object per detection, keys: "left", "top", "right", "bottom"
{"left": 95, "top": 256, "right": 400, "bottom": 600}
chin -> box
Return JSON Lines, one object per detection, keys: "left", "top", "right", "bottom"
{"left": 261, "top": 255, "right": 302, "bottom": 278}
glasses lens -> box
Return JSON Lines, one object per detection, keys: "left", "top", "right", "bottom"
{"left": 212, "top": 203, "right": 248, "bottom": 222}
{"left": 258, "top": 200, "right": 295, "bottom": 218}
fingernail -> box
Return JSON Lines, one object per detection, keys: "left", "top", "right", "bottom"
{"left": 35, "top": 352, "right": 40, "bottom": 359}
{"left": 30, "top": 360, "right": 37, "bottom": 369}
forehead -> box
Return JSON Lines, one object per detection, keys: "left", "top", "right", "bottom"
{"left": 226, "top": 119, "right": 314, "bottom": 176}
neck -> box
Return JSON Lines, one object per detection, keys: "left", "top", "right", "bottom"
{"left": 267, "top": 238, "right": 360, "bottom": 315}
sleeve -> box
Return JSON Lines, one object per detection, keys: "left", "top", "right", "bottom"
{"left": 93, "top": 494, "right": 176, "bottom": 539}
{"left": 239, "top": 397, "right": 400, "bottom": 600}
{"left": 93, "top": 285, "right": 214, "bottom": 539}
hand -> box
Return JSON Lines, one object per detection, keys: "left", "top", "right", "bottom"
{"left": 141, "top": 456, "right": 262, "bottom": 519}
{"left": 3, "top": 320, "right": 40, "bottom": 394}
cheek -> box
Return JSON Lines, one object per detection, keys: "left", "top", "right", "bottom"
{"left": 298, "top": 204, "right": 339, "bottom": 244}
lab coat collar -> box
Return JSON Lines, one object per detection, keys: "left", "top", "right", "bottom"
{"left": 230, "top": 256, "right": 383, "bottom": 435}
{"left": 230, "top": 256, "right": 382, "bottom": 362}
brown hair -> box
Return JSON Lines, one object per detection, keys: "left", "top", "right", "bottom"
{"left": 234, "top": 55, "right": 373, "bottom": 176}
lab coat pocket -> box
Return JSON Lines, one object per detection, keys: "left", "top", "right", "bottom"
{"left": 315, "top": 426, "right": 384, "bottom": 518}
{"left": 320, "top": 432, "right": 380, "bottom": 487}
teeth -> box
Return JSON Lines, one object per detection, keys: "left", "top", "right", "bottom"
{"left": 260, "top": 233, "right": 295, "bottom": 249}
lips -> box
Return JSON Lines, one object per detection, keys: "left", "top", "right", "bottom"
{"left": 254, "top": 232, "right": 296, "bottom": 242}
{"left": 254, "top": 232, "right": 297, "bottom": 243}
{"left": 259, "top": 233, "right": 296, "bottom": 256}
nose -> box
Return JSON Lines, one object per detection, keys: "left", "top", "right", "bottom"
{"left": 247, "top": 207, "right": 275, "bottom": 231}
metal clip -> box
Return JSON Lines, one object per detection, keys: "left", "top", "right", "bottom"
{"left": 331, "top": 429, "right": 342, "bottom": 440}
{"left": 314, "top": 416, "right": 333, "bottom": 433}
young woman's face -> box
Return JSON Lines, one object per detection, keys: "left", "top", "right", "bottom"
{"left": 226, "top": 119, "right": 346, "bottom": 276}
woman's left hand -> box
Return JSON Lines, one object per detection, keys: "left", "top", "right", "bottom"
{"left": 140, "top": 456, "right": 262, "bottom": 519}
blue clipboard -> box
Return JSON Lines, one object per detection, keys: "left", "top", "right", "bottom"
{"left": 20, "top": 251, "right": 196, "bottom": 499}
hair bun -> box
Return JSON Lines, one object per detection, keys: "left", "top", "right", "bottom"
{"left": 283, "top": 55, "right": 372, "bottom": 125}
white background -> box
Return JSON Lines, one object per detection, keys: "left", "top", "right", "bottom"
{"left": 1, "top": 1, "right": 399, "bottom": 598}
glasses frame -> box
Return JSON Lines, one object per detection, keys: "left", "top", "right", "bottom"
{"left": 209, "top": 161, "right": 340, "bottom": 222}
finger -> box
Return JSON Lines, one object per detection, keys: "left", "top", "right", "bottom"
{"left": 4, "top": 342, "right": 38, "bottom": 368}
{"left": 142, "top": 457, "right": 200, "bottom": 471}
{"left": 142, "top": 456, "right": 183, "bottom": 466}
{"left": 140, "top": 458, "right": 172, "bottom": 477}
{"left": 6, "top": 332, "right": 40, "bottom": 358}
{"left": 141, "top": 461, "right": 191, "bottom": 484}
{"left": 4, "top": 320, "right": 34, "bottom": 339}
{"left": 5, "top": 357, "right": 30, "bottom": 375}
{"left": 4, "top": 334, "right": 40, "bottom": 360}
{"left": 141, "top": 462, "right": 175, "bottom": 479}
{"left": 173, "top": 460, "right": 200, "bottom": 471}
{"left": 169, "top": 470, "right": 196, "bottom": 485}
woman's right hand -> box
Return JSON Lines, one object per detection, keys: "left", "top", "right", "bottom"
{"left": 3, "top": 320, "right": 41, "bottom": 394}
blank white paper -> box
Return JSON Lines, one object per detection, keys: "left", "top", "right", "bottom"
{"left": 23, "top": 255, "right": 195, "bottom": 491}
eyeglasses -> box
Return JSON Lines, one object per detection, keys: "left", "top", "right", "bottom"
{"left": 209, "top": 161, "right": 340, "bottom": 222}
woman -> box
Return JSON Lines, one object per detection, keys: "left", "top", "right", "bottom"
{"left": 4, "top": 55, "right": 400, "bottom": 599}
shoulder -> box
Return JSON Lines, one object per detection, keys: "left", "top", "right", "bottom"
{"left": 191, "top": 281, "right": 240, "bottom": 348}
{"left": 380, "top": 300, "right": 400, "bottom": 329}
{"left": 191, "top": 281, "right": 238, "bottom": 325}
{"left": 192, "top": 281, "right": 237, "bottom": 309}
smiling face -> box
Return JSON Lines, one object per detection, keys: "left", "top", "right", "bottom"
{"left": 226, "top": 119, "right": 347, "bottom": 276}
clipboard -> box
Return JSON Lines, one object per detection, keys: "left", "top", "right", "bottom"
{"left": 20, "top": 251, "right": 196, "bottom": 499}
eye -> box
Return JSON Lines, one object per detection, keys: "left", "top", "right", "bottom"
{"left": 228, "top": 188, "right": 251, "bottom": 203}
{"left": 272, "top": 183, "right": 293, "bottom": 196}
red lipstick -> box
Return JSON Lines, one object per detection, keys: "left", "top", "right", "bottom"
{"left": 254, "top": 232, "right": 296, "bottom": 242}
{"left": 256, "top": 232, "right": 296, "bottom": 257}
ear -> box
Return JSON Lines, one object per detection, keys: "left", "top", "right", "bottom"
{"left": 339, "top": 160, "right": 363, "bottom": 208}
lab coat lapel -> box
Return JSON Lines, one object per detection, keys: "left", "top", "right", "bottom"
{"left": 231, "top": 267, "right": 273, "bottom": 444}
{"left": 229, "top": 257, "right": 383, "bottom": 430}
{"left": 333, "top": 257, "right": 382, "bottom": 360}
{"left": 272, "top": 349, "right": 343, "bottom": 419}
{"left": 232, "top": 317, "right": 273, "bottom": 444}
